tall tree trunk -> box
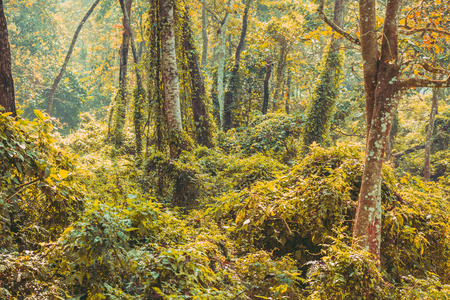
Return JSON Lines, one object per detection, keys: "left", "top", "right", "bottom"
{"left": 160, "top": 0, "right": 184, "bottom": 156}
{"left": 353, "top": 0, "right": 401, "bottom": 264}
{"left": 272, "top": 43, "right": 287, "bottom": 112}
{"left": 119, "top": 0, "right": 145, "bottom": 155}
{"left": 217, "top": 0, "right": 232, "bottom": 129}
{"left": 424, "top": 86, "right": 439, "bottom": 181}
{"left": 262, "top": 59, "right": 272, "bottom": 115}
{"left": 201, "top": 4, "right": 208, "bottom": 70}
{"left": 303, "top": 0, "right": 346, "bottom": 147}
{"left": 0, "top": 0, "right": 16, "bottom": 117}
{"left": 46, "top": 0, "right": 100, "bottom": 116}
{"left": 223, "top": 0, "right": 251, "bottom": 131}
{"left": 285, "top": 73, "right": 291, "bottom": 114}
{"left": 182, "top": 7, "right": 213, "bottom": 148}
{"left": 112, "top": 0, "right": 132, "bottom": 147}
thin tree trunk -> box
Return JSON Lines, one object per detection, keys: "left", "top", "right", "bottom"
{"left": 119, "top": 0, "right": 145, "bottom": 155}
{"left": 262, "top": 59, "right": 272, "bottom": 115}
{"left": 217, "top": 0, "right": 232, "bottom": 129}
{"left": 182, "top": 7, "right": 213, "bottom": 148}
{"left": 112, "top": 0, "right": 132, "bottom": 147}
{"left": 46, "top": 0, "right": 100, "bottom": 115}
{"left": 272, "top": 44, "right": 287, "bottom": 112}
{"left": 285, "top": 73, "right": 291, "bottom": 114}
{"left": 0, "top": 0, "right": 16, "bottom": 117}
{"left": 201, "top": 4, "right": 208, "bottom": 70}
{"left": 223, "top": 0, "right": 251, "bottom": 131}
{"left": 424, "top": 86, "right": 439, "bottom": 181}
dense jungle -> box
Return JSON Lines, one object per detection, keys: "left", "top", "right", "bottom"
{"left": 1, "top": 0, "right": 450, "bottom": 298}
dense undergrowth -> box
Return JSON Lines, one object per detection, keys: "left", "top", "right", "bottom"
{"left": 1, "top": 111, "right": 450, "bottom": 299}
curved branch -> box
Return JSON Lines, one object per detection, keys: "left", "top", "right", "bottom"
{"left": 317, "top": 0, "right": 360, "bottom": 45}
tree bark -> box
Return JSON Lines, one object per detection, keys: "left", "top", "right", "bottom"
{"left": 182, "top": 7, "right": 213, "bottom": 148}
{"left": 46, "top": 0, "right": 100, "bottom": 115}
{"left": 217, "top": 0, "right": 232, "bottom": 129}
{"left": 0, "top": 0, "right": 16, "bottom": 117}
{"left": 160, "top": 0, "right": 184, "bottom": 156}
{"left": 201, "top": 4, "right": 208, "bottom": 70}
{"left": 272, "top": 43, "right": 287, "bottom": 112}
{"left": 119, "top": 0, "right": 145, "bottom": 155}
{"left": 424, "top": 86, "right": 439, "bottom": 181}
{"left": 112, "top": 0, "right": 132, "bottom": 147}
{"left": 261, "top": 58, "right": 272, "bottom": 115}
{"left": 223, "top": 0, "right": 251, "bottom": 131}
{"left": 262, "top": 59, "right": 272, "bottom": 115}
{"left": 353, "top": 0, "right": 401, "bottom": 264}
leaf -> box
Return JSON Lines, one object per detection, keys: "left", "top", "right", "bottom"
{"left": 127, "top": 194, "right": 137, "bottom": 199}
{"left": 59, "top": 169, "right": 70, "bottom": 180}
{"left": 34, "top": 109, "right": 47, "bottom": 121}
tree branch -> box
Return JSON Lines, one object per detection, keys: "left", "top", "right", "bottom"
{"left": 400, "top": 75, "right": 450, "bottom": 89}
{"left": 399, "top": 26, "right": 450, "bottom": 37}
{"left": 392, "top": 144, "right": 425, "bottom": 160}
{"left": 317, "top": 0, "right": 360, "bottom": 45}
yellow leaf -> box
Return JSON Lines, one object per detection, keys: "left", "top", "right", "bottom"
{"left": 59, "top": 169, "right": 69, "bottom": 180}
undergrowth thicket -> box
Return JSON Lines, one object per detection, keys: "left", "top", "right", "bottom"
{"left": 1, "top": 112, "right": 450, "bottom": 299}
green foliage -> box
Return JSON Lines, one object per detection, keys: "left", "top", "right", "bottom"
{"left": 303, "top": 45, "right": 344, "bottom": 148}
{"left": 306, "top": 235, "right": 396, "bottom": 300}
{"left": 143, "top": 150, "right": 202, "bottom": 206}
{"left": 241, "top": 113, "right": 303, "bottom": 162}
{"left": 210, "top": 144, "right": 450, "bottom": 286}
{"left": 0, "top": 111, "right": 83, "bottom": 250}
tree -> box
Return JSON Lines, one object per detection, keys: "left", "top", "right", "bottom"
{"left": 0, "top": 0, "right": 16, "bottom": 117}
{"left": 262, "top": 58, "right": 272, "bottom": 115}
{"left": 181, "top": 5, "right": 214, "bottom": 148}
{"left": 223, "top": 0, "right": 252, "bottom": 131}
{"left": 160, "top": 0, "right": 186, "bottom": 156}
{"left": 303, "top": 0, "right": 347, "bottom": 147}
{"left": 317, "top": 0, "right": 450, "bottom": 263}
{"left": 318, "top": 0, "right": 450, "bottom": 263}
{"left": 111, "top": 0, "right": 132, "bottom": 147}
{"left": 46, "top": 0, "right": 101, "bottom": 116}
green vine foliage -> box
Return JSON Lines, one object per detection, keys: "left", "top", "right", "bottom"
{"left": 133, "top": 86, "right": 146, "bottom": 155}
{"left": 112, "top": 89, "right": 126, "bottom": 148}
{"left": 0, "top": 110, "right": 83, "bottom": 250}
{"left": 209, "top": 145, "right": 450, "bottom": 286}
{"left": 303, "top": 44, "right": 344, "bottom": 149}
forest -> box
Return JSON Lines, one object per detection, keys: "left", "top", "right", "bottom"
{"left": 1, "top": 0, "right": 450, "bottom": 298}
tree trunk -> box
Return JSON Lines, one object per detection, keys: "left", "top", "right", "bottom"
{"left": 272, "top": 43, "right": 287, "bottom": 112}
{"left": 262, "top": 59, "right": 272, "bottom": 115}
{"left": 353, "top": 0, "right": 401, "bottom": 264}
{"left": 112, "top": 0, "right": 132, "bottom": 147}
{"left": 46, "top": 0, "right": 100, "bottom": 116}
{"left": 0, "top": 0, "right": 16, "bottom": 117}
{"left": 223, "top": 0, "right": 251, "bottom": 131}
{"left": 160, "top": 0, "right": 184, "bottom": 156}
{"left": 201, "top": 4, "right": 208, "bottom": 70}
{"left": 217, "top": 0, "right": 232, "bottom": 129}
{"left": 285, "top": 73, "right": 291, "bottom": 114}
{"left": 424, "top": 86, "right": 439, "bottom": 181}
{"left": 303, "top": 0, "right": 346, "bottom": 147}
{"left": 119, "top": 0, "right": 145, "bottom": 155}
{"left": 182, "top": 7, "right": 213, "bottom": 148}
